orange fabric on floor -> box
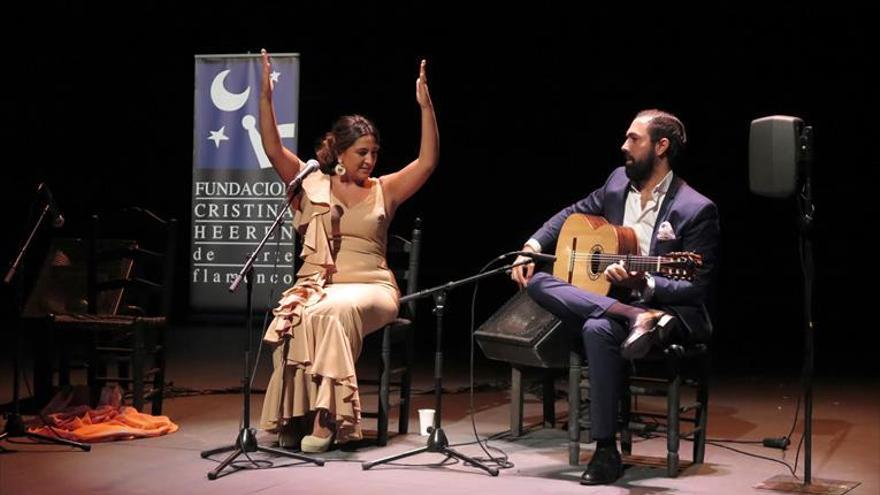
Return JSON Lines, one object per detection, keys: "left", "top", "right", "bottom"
{"left": 28, "top": 405, "right": 179, "bottom": 443}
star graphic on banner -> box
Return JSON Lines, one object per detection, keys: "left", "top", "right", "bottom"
{"left": 270, "top": 71, "right": 281, "bottom": 83}
{"left": 208, "top": 126, "right": 229, "bottom": 148}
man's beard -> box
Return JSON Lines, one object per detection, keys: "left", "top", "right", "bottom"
{"left": 624, "top": 151, "right": 656, "bottom": 183}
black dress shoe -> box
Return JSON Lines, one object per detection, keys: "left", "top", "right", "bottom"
{"left": 621, "top": 310, "right": 678, "bottom": 360}
{"left": 580, "top": 445, "right": 623, "bottom": 485}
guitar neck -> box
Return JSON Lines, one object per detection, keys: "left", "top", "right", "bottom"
{"left": 581, "top": 253, "right": 668, "bottom": 272}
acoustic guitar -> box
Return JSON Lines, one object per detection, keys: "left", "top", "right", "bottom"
{"left": 552, "top": 214, "right": 702, "bottom": 295}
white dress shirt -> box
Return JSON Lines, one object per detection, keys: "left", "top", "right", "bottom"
{"left": 624, "top": 170, "right": 674, "bottom": 256}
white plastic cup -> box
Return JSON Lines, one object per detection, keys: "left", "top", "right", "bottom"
{"left": 418, "top": 408, "right": 436, "bottom": 436}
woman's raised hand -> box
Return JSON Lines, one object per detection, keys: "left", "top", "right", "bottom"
{"left": 260, "top": 48, "right": 274, "bottom": 101}
{"left": 416, "top": 59, "right": 432, "bottom": 109}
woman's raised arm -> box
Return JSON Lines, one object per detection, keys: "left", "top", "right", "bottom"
{"left": 259, "top": 49, "right": 302, "bottom": 184}
{"left": 381, "top": 60, "right": 439, "bottom": 210}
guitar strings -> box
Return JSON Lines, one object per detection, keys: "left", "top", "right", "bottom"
{"left": 566, "top": 253, "right": 700, "bottom": 273}
{"left": 568, "top": 253, "right": 699, "bottom": 263}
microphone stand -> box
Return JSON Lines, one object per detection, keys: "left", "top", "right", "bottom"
{"left": 362, "top": 258, "right": 536, "bottom": 476}
{"left": 799, "top": 127, "right": 816, "bottom": 487}
{"left": 200, "top": 172, "right": 324, "bottom": 479}
{"left": 1, "top": 200, "right": 90, "bottom": 452}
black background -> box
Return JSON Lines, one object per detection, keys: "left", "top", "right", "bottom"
{"left": 1, "top": 3, "right": 871, "bottom": 377}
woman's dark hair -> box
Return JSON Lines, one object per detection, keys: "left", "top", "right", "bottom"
{"left": 314, "top": 115, "right": 380, "bottom": 175}
{"left": 636, "top": 109, "right": 687, "bottom": 167}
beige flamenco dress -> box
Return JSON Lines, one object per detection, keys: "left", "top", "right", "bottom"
{"left": 260, "top": 171, "right": 400, "bottom": 443}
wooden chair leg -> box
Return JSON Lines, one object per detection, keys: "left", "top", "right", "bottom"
{"left": 568, "top": 351, "right": 582, "bottom": 466}
{"left": 377, "top": 326, "right": 391, "bottom": 446}
{"left": 542, "top": 373, "right": 555, "bottom": 428}
{"left": 87, "top": 331, "right": 100, "bottom": 407}
{"left": 118, "top": 352, "right": 130, "bottom": 396}
{"left": 132, "top": 324, "right": 145, "bottom": 412}
{"left": 666, "top": 358, "right": 682, "bottom": 477}
{"left": 579, "top": 362, "right": 592, "bottom": 445}
{"left": 398, "top": 327, "right": 414, "bottom": 434}
{"left": 693, "top": 355, "right": 710, "bottom": 464}
{"left": 620, "top": 369, "right": 633, "bottom": 456}
{"left": 151, "top": 327, "right": 167, "bottom": 416}
{"left": 36, "top": 319, "right": 57, "bottom": 404}
{"left": 57, "top": 328, "right": 71, "bottom": 389}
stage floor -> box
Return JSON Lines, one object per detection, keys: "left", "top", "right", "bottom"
{"left": 1, "top": 324, "right": 877, "bottom": 495}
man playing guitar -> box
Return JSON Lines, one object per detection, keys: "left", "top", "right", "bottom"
{"left": 511, "top": 109, "right": 720, "bottom": 485}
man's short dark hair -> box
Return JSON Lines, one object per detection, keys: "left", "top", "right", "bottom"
{"left": 636, "top": 109, "right": 687, "bottom": 166}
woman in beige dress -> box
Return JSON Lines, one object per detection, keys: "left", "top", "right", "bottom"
{"left": 257, "top": 49, "right": 438, "bottom": 452}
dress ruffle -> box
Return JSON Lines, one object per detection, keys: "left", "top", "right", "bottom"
{"left": 263, "top": 172, "right": 334, "bottom": 345}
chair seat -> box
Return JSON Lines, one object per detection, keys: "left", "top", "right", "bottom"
{"left": 636, "top": 342, "right": 708, "bottom": 361}
{"left": 50, "top": 314, "right": 166, "bottom": 331}
{"left": 384, "top": 318, "right": 412, "bottom": 342}
{"left": 386, "top": 317, "right": 411, "bottom": 330}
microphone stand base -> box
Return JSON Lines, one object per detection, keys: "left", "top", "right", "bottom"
{"left": 755, "top": 475, "right": 860, "bottom": 495}
{"left": 361, "top": 427, "right": 498, "bottom": 476}
{"left": 201, "top": 427, "right": 325, "bottom": 480}
{"left": 0, "top": 413, "right": 91, "bottom": 452}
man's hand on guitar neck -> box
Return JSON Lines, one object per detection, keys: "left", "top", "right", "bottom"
{"left": 604, "top": 260, "right": 648, "bottom": 291}
{"left": 511, "top": 245, "right": 537, "bottom": 289}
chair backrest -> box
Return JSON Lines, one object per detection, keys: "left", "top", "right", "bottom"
{"left": 87, "top": 207, "right": 178, "bottom": 318}
{"left": 21, "top": 237, "right": 132, "bottom": 318}
{"left": 385, "top": 218, "right": 422, "bottom": 319}
{"left": 702, "top": 304, "right": 714, "bottom": 336}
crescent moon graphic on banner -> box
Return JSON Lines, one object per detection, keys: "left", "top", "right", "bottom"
{"left": 210, "top": 70, "right": 250, "bottom": 112}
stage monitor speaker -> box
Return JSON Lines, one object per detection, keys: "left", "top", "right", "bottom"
{"left": 749, "top": 115, "right": 804, "bottom": 198}
{"left": 475, "top": 290, "right": 569, "bottom": 368}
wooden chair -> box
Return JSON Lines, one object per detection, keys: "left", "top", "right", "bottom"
{"left": 360, "top": 218, "right": 422, "bottom": 445}
{"left": 568, "top": 308, "right": 713, "bottom": 475}
{"left": 49, "top": 208, "right": 177, "bottom": 415}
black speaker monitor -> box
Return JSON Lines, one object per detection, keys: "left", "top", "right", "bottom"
{"left": 475, "top": 290, "right": 569, "bottom": 368}
{"left": 749, "top": 115, "right": 804, "bottom": 198}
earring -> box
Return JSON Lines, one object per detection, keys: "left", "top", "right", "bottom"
{"left": 334, "top": 162, "right": 346, "bottom": 176}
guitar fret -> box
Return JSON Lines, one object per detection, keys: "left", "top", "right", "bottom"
{"left": 568, "top": 251, "right": 700, "bottom": 276}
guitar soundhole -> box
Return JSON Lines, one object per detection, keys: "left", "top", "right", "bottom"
{"left": 589, "top": 245, "right": 602, "bottom": 280}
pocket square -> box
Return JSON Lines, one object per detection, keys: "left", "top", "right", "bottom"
{"left": 656, "top": 221, "right": 676, "bottom": 241}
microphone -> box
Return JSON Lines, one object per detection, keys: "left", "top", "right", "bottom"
{"left": 509, "top": 251, "right": 556, "bottom": 262}
{"left": 37, "top": 182, "right": 65, "bottom": 228}
{"left": 287, "top": 159, "right": 321, "bottom": 190}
